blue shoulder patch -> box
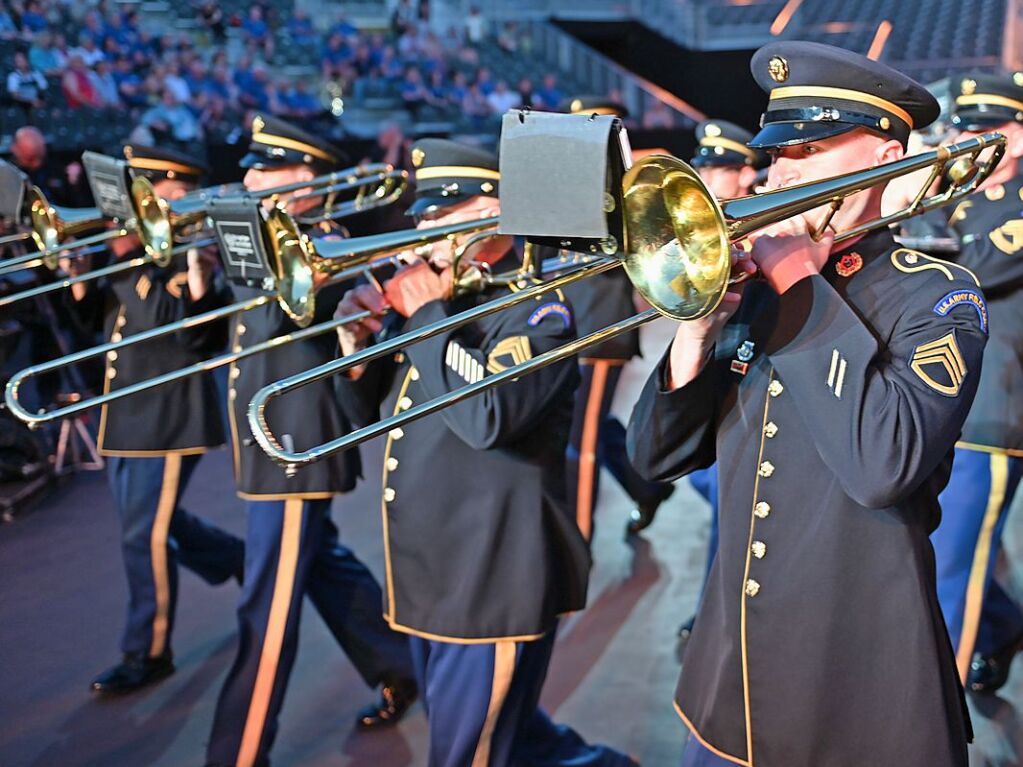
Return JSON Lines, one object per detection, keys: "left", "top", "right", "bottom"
{"left": 527, "top": 301, "right": 572, "bottom": 329}
{"left": 933, "top": 289, "right": 988, "bottom": 333}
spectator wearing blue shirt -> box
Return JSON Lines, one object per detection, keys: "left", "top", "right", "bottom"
{"left": 281, "top": 80, "right": 321, "bottom": 120}
{"left": 400, "top": 66, "right": 428, "bottom": 119}
{"left": 535, "top": 73, "right": 562, "bottom": 110}
{"left": 90, "top": 59, "right": 121, "bottom": 107}
{"left": 321, "top": 33, "right": 350, "bottom": 79}
{"left": 140, "top": 88, "right": 203, "bottom": 146}
{"left": 113, "top": 57, "right": 146, "bottom": 108}
{"left": 475, "top": 66, "right": 494, "bottom": 96}
{"left": 20, "top": 1, "right": 49, "bottom": 34}
{"left": 329, "top": 15, "right": 358, "bottom": 38}
{"left": 242, "top": 6, "right": 273, "bottom": 59}
{"left": 237, "top": 64, "right": 270, "bottom": 111}
{"left": 287, "top": 8, "right": 317, "bottom": 46}
{"left": 29, "top": 31, "right": 64, "bottom": 75}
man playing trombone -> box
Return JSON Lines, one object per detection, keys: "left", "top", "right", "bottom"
{"left": 333, "top": 138, "right": 635, "bottom": 767}
{"left": 204, "top": 115, "right": 416, "bottom": 767}
{"left": 67, "top": 144, "right": 246, "bottom": 695}
{"left": 627, "top": 42, "right": 988, "bottom": 766}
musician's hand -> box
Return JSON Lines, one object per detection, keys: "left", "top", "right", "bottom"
{"left": 335, "top": 283, "right": 389, "bottom": 374}
{"left": 748, "top": 214, "right": 833, "bottom": 295}
{"left": 186, "top": 247, "right": 218, "bottom": 301}
{"left": 383, "top": 261, "right": 453, "bottom": 319}
{"left": 667, "top": 248, "right": 755, "bottom": 391}
{"left": 59, "top": 252, "right": 92, "bottom": 277}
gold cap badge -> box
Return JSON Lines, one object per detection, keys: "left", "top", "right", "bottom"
{"left": 704, "top": 123, "right": 722, "bottom": 137}
{"left": 768, "top": 56, "right": 789, "bottom": 83}
{"left": 411, "top": 147, "right": 425, "bottom": 167}
{"left": 961, "top": 78, "right": 976, "bottom": 96}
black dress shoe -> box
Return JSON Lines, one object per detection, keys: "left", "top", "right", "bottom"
{"left": 90, "top": 651, "right": 174, "bottom": 695}
{"left": 967, "top": 632, "right": 1023, "bottom": 694}
{"left": 625, "top": 485, "right": 675, "bottom": 537}
{"left": 356, "top": 676, "right": 418, "bottom": 730}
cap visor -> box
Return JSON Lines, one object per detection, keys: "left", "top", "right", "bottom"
{"left": 952, "top": 110, "right": 1017, "bottom": 132}
{"left": 405, "top": 196, "right": 461, "bottom": 217}
{"left": 748, "top": 121, "right": 856, "bottom": 149}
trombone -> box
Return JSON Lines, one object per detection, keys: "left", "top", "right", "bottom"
{"left": 0, "top": 164, "right": 408, "bottom": 307}
{"left": 245, "top": 131, "right": 1007, "bottom": 472}
{"left": 3, "top": 217, "right": 509, "bottom": 429}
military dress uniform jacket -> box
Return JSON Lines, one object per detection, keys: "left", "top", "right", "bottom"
{"left": 627, "top": 229, "right": 986, "bottom": 767}
{"left": 946, "top": 178, "right": 1023, "bottom": 453}
{"left": 562, "top": 267, "right": 640, "bottom": 361}
{"left": 336, "top": 261, "right": 591, "bottom": 641}
{"left": 228, "top": 282, "right": 361, "bottom": 499}
{"left": 97, "top": 249, "right": 231, "bottom": 455}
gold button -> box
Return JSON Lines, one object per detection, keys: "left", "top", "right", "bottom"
{"left": 116, "top": 315, "right": 126, "bottom": 328}
{"left": 232, "top": 344, "right": 242, "bottom": 353}
{"left": 107, "top": 368, "right": 117, "bottom": 379}
{"left": 768, "top": 380, "right": 784, "bottom": 397}
{"left": 764, "top": 421, "right": 778, "bottom": 438}
{"left": 395, "top": 352, "right": 406, "bottom": 364}
{"left": 107, "top": 351, "right": 118, "bottom": 362}
{"left": 230, "top": 368, "right": 241, "bottom": 379}
{"left": 237, "top": 324, "right": 246, "bottom": 335}
{"left": 386, "top": 457, "right": 399, "bottom": 471}
{"left": 409, "top": 367, "right": 420, "bottom": 381}
{"left": 229, "top": 389, "right": 237, "bottom": 400}
{"left": 389, "top": 428, "right": 404, "bottom": 440}
{"left": 758, "top": 461, "right": 774, "bottom": 478}
{"left": 754, "top": 501, "right": 771, "bottom": 518}
{"left": 751, "top": 541, "right": 766, "bottom": 559}
{"left": 398, "top": 397, "right": 412, "bottom": 410}
{"left": 745, "top": 579, "right": 761, "bottom": 597}
{"left": 383, "top": 487, "right": 396, "bottom": 502}
{"left": 110, "top": 333, "right": 122, "bottom": 342}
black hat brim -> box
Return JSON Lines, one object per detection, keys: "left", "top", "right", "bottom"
{"left": 405, "top": 195, "right": 463, "bottom": 217}
{"left": 748, "top": 121, "right": 856, "bottom": 149}
{"left": 952, "top": 109, "right": 1018, "bottom": 132}
{"left": 239, "top": 151, "right": 284, "bottom": 170}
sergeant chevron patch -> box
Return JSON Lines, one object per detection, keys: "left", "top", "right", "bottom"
{"left": 910, "top": 332, "right": 966, "bottom": 397}
{"left": 486, "top": 336, "right": 532, "bottom": 374}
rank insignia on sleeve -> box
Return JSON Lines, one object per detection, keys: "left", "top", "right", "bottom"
{"left": 989, "top": 219, "right": 1023, "bottom": 255}
{"left": 486, "top": 336, "right": 532, "bottom": 374}
{"left": 835, "top": 253, "right": 863, "bottom": 277}
{"left": 527, "top": 302, "right": 572, "bottom": 329}
{"left": 910, "top": 332, "right": 966, "bottom": 397}
{"left": 932, "top": 289, "right": 988, "bottom": 333}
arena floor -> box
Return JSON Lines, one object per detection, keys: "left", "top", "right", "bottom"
{"left": 1, "top": 318, "right": 1021, "bottom": 766}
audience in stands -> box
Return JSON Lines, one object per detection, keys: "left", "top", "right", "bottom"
{"left": 7, "top": 50, "right": 46, "bottom": 111}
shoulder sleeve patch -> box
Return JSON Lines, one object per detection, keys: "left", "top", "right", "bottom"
{"left": 527, "top": 301, "right": 572, "bottom": 329}
{"left": 933, "top": 289, "right": 988, "bottom": 333}
{"left": 890, "top": 248, "right": 979, "bottom": 286}
{"left": 910, "top": 331, "right": 967, "bottom": 397}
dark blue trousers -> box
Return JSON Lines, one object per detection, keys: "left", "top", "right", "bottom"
{"left": 409, "top": 627, "right": 635, "bottom": 767}
{"left": 206, "top": 497, "right": 414, "bottom": 767}
{"left": 568, "top": 360, "right": 672, "bottom": 540}
{"left": 932, "top": 447, "right": 1023, "bottom": 679}
{"left": 679, "top": 734, "right": 735, "bottom": 767}
{"left": 107, "top": 453, "right": 244, "bottom": 658}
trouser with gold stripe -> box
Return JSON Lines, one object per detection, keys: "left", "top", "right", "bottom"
{"left": 206, "top": 498, "right": 413, "bottom": 767}
{"left": 568, "top": 359, "right": 673, "bottom": 540}
{"left": 409, "top": 627, "right": 635, "bottom": 767}
{"left": 932, "top": 447, "right": 1023, "bottom": 681}
{"left": 107, "top": 454, "right": 244, "bottom": 658}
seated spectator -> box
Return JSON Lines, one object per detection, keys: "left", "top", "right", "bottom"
{"left": 237, "top": 64, "right": 270, "bottom": 111}
{"left": 329, "top": 14, "right": 358, "bottom": 39}
{"left": 71, "top": 32, "right": 105, "bottom": 68}
{"left": 378, "top": 45, "right": 403, "bottom": 80}
{"left": 141, "top": 89, "right": 203, "bottom": 145}
{"left": 517, "top": 77, "right": 535, "bottom": 109}
{"left": 195, "top": 0, "right": 226, "bottom": 44}
{"left": 425, "top": 69, "right": 448, "bottom": 107}
{"left": 62, "top": 54, "right": 102, "bottom": 108}
{"left": 447, "top": 70, "right": 468, "bottom": 107}
{"left": 461, "top": 81, "right": 490, "bottom": 129}
{"left": 281, "top": 79, "right": 320, "bottom": 120}
{"left": 287, "top": 8, "right": 317, "bottom": 46}
{"left": 89, "top": 59, "right": 121, "bottom": 107}
{"left": 242, "top": 6, "right": 273, "bottom": 59}
{"left": 82, "top": 10, "right": 106, "bottom": 47}
{"left": 105, "top": 12, "right": 136, "bottom": 51}
{"left": 184, "top": 59, "right": 212, "bottom": 99}
{"left": 535, "top": 73, "right": 562, "bottom": 110}
{"left": 486, "top": 79, "right": 520, "bottom": 115}
{"left": 320, "top": 33, "right": 350, "bottom": 79}
{"left": 7, "top": 51, "right": 47, "bottom": 111}
{"left": 113, "top": 56, "right": 146, "bottom": 108}
{"left": 0, "top": 5, "right": 20, "bottom": 40}
{"left": 20, "top": 0, "right": 49, "bottom": 34}
{"left": 497, "top": 21, "right": 520, "bottom": 53}
{"left": 465, "top": 5, "right": 485, "bottom": 45}
{"left": 397, "top": 23, "right": 422, "bottom": 60}
{"left": 351, "top": 43, "right": 373, "bottom": 78}
{"left": 400, "top": 66, "right": 428, "bottom": 118}
{"left": 29, "top": 31, "right": 64, "bottom": 76}
{"left": 164, "top": 60, "right": 191, "bottom": 104}
{"left": 475, "top": 66, "right": 494, "bottom": 96}
{"left": 207, "top": 64, "right": 236, "bottom": 106}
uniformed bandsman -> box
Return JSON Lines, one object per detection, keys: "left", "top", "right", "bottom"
{"left": 560, "top": 95, "right": 676, "bottom": 540}
{"left": 678, "top": 119, "right": 768, "bottom": 647}
{"left": 204, "top": 115, "right": 416, "bottom": 767}
{"left": 930, "top": 71, "right": 1023, "bottom": 693}
{"left": 628, "top": 41, "right": 987, "bottom": 766}
{"left": 334, "top": 138, "right": 636, "bottom": 767}
{"left": 74, "top": 144, "right": 246, "bottom": 695}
